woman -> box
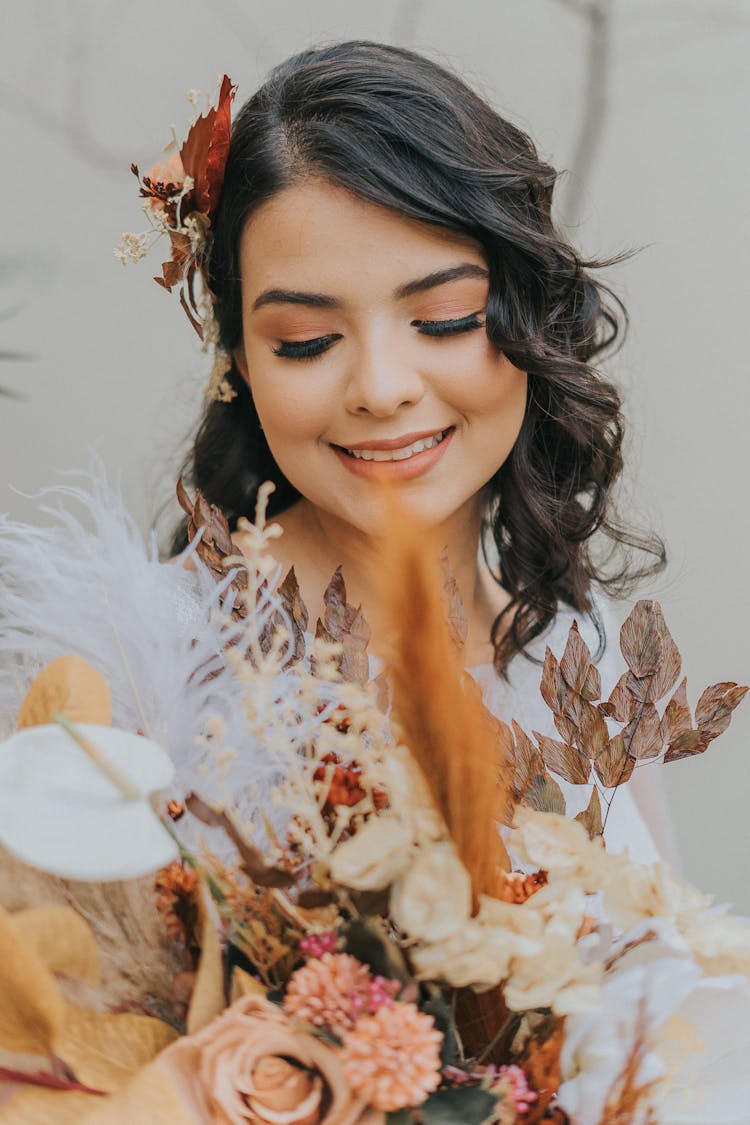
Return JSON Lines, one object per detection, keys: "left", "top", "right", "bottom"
{"left": 173, "top": 41, "right": 675, "bottom": 863}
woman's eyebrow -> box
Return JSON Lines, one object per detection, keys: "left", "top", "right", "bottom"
{"left": 250, "top": 263, "right": 489, "bottom": 313}
{"left": 394, "top": 263, "right": 489, "bottom": 299}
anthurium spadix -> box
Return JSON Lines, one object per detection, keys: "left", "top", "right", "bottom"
{"left": 0, "top": 723, "right": 178, "bottom": 880}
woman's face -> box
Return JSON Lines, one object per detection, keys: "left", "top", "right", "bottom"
{"left": 235, "top": 179, "right": 527, "bottom": 535}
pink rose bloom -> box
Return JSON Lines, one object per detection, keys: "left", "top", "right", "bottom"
{"left": 158, "top": 995, "right": 384, "bottom": 1125}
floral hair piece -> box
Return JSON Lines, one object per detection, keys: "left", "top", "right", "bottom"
{"left": 115, "top": 75, "right": 238, "bottom": 402}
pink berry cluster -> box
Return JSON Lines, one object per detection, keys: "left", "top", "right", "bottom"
{"left": 491, "top": 1064, "right": 538, "bottom": 1115}
{"left": 350, "top": 973, "right": 401, "bottom": 1018}
{"left": 299, "top": 930, "right": 339, "bottom": 959}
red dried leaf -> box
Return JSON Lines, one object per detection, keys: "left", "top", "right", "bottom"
{"left": 594, "top": 732, "right": 635, "bottom": 788}
{"left": 695, "top": 681, "right": 748, "bottom": 740}
{"left": 535, "top": 733, "right": 591, "bottom": 786}
{"left": 553, "top": 713, "right": 577, "bottom": 743}
{"left": 661, "top": 678, "right": 693, "bottom": 744}
{"left": 180, "top": 75, "right": 237, "bottom": 222}
{"left": 625, "top": 702, "right": 664, "bottom": 761}
{"left": 575, "top": 786, "right": 603, "bottom": 839}
{"left": 620, "top": 601, "right": 664, "bottom": 678}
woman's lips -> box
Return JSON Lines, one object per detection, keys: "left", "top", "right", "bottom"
{"left": 330, "top": 427, "right": 455, "bottom": 481}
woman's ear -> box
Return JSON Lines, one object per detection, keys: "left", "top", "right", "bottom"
{"left": 233, "top": 345, "right": 250, "bottom": 386}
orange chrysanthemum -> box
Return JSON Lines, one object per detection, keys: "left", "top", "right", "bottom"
{"left": 340, "top": 1003, "right": 443, "bottom": 1111}
{"left": 283, "top": 952, "right": 372, "bottom": 1038}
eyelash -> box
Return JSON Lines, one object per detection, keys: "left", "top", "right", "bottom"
{"left": 272, "top": 312, "right": 485, "bottom": 361}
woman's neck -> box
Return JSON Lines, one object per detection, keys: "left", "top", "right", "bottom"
{"left": 234, "top": 497, "right": 512, "bottom": 668}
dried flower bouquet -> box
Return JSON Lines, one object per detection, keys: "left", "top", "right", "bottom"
{"left": 0, "top": 469, "right": 748, "bottom": 1125}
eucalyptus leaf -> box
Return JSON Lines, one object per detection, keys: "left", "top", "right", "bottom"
{"left": 421, "top": 1086, "right": 498, "bottom": 1125}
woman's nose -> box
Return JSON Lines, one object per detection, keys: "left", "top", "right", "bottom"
{"left": 342, "top": 330, "right": 425, "bottom": 417}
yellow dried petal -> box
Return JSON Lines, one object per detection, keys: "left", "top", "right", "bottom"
{"left": 185, "top": 890, "right": 224, "bottom": 1035}
{"left": 230, "top": 965, "right": 267, "bottom": 1003}
{"left": 80, "top": 1061, "right": 196, "bottom": 1124}
{"left": 0, "top": 905, "right": 65, "bottom": 1053}
{"left": 56, "top": 1008, "right": 177, "bottom": 1093}
{"left": 9, "top": 905, "right": 99, "bottom": 985}
{"left": 0, "top": 1087, "right": 98, "bottom": 1124}
{"left": 17, "top": 656, "right": 112, "bottom": 729}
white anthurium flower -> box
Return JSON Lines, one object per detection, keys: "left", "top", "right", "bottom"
{"left": 0, "top": 723, "right": 178, "bottom": 880}
{"left": 656, "top": 973, "right": 750, "bottom": 1124}
{"left": 557, "top": 954, "right": 700, "bottom": 1125}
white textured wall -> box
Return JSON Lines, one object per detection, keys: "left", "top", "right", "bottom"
{"left": 2, "top": 1, "right": 748, "bottom": 907}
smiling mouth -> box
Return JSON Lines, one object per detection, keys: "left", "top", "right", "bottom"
{"left": 335, "top": 428, "right": 452, "bottom": 462}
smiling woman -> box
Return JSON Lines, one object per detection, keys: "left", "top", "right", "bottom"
{"left": 171, "top": 40, "right": 673, "bottom": 859}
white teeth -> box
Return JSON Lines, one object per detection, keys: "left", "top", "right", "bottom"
{"left": 344, "top": 430, "right": 447, "bottom": 462}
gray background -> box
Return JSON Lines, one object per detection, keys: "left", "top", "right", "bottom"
{"left": 2, "top": 0, "right": 749, "bottom": 908}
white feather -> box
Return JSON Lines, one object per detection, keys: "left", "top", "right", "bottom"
{"left": 0, "top": 457, "right": 307, "bottom": 824}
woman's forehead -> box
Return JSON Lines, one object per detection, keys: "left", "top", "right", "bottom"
{"left": 238, "top": 178, "right": 487, "bottom": 300}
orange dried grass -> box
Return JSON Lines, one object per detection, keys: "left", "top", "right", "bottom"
{"left": 378, "top": 493, "right": 513, "bottom": 898}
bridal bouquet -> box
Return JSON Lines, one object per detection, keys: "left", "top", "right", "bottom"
{"left": 0, "top": 469, "right": 748, "bottom": 1125}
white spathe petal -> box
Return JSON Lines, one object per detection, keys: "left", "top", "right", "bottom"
{"left": 0, "top": 723, "right": 177, "bottom": 880}
{"left": 657, "top": 975, "right": 750, "bottom": 1125}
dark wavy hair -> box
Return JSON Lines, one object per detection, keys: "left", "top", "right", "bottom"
{"left": 172, "top": 39, "right": 665, "bottom": 671}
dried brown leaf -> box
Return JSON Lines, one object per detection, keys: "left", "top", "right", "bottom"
{"left": 664, "top": 730, "right": 710, "bottom": 762}
{"left": 540, "top": 648, "right": 567, "bottom": 716}
{"left": 620, "top": 601, "right": 664, "bottom": 679}
{"left": 661, "top": 678, "right": 693, "bottom": 744}
{"left": 695, "top": 681, "right": 749, "bottom": 740}
{"left": 276, "top": 566, "right": 308, "bottom": 663}
{"left": 510, "top": 720, "right": 543, "bottom": 800}
{"left": 594, "top": 732, "right": 635, "bottom": 788}
{"left": 535, "top": 733, "right": 591, "bottom": 786}
{"left": 577, "top": 700, "right": 611, "bottom": 761}
{"left": 625, "top": 703, "right": 663, "bottom": 761}
{"left": 575, "top": 786, "right": 603, "bottom": 839}
{"left": 185, "top": 793, "right": 294, "bottom": 889}
{"left": 600, "top": 673, "right": 638, "bottom": 724}
{"left": 560, "top": 623, "right": 601, "bottom": 700}
{"left": 439, "top": 550, "right": 468, "bottom": 648}
{"left": 316, "top": 568, "right": 371, "bottom": 685}
{"left": 522, "top": 771, "right": 567, "bottom": 816}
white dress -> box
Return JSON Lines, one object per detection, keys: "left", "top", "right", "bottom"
{"left": 468, "top": 601, "right": 661, "bottom": 866}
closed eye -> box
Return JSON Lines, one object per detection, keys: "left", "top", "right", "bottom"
{"left": 412, "top": 312, "right": 485, "bottom": 336}
{"left": 272, "top": 334, "right": 342, "bottom": 360}
{"left": 272, "top": 312, "right": 485, "bottom": 361}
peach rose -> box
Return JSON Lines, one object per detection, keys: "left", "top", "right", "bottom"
{"left": 158, "top": 995, "right": 384, "bottom": 1125}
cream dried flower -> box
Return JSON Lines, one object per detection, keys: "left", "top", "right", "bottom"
{"left": 284, "top": 953, "right": 372, "bottom": 1038}
{"left": 390, "top": 840, "right": 471, "bottom": 943}
{"left": 327, "top": 815, "right": 414, "bottom": 892}
{"left": 340, "top": 1003, "right": 442, "bottom": 1111}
